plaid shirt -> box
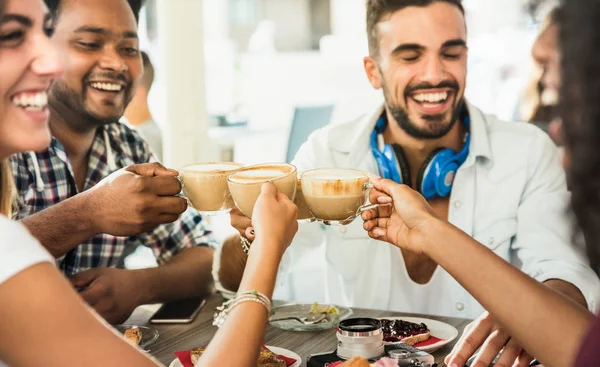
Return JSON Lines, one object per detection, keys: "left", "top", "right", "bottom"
{"left": 10, "top": 122, "right": 215, "bottom": 276}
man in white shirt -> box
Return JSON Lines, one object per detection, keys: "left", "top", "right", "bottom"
{"left": 277, "top": 0, "right": 599, "bottom": 364}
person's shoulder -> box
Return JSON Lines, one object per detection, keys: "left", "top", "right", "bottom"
{"left": 105, "top": 120, "right": 153, "bottom": 163}
{"left": 9, "top": 151, "right": 30, "bottom": 172}
{"left": 307, "top": 109, "right": 375, "bottom": 148}
{"left": 481, "top": 112, "right": 554, "bottom": 153}
{"left": 480, "top": 114, "right": 559, "bottom": 173}
{"left": 486, "top": 115, "right": 547, "bottom": 139}
{"left": 106, "top": 120, "right": 148, "bottom": 146}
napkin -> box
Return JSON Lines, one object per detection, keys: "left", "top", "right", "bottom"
{"left": 174, "top": 345, "right": 297, "bottom": 367}
{"left": 413, "top": 335, "right": 442, "bottom": 347}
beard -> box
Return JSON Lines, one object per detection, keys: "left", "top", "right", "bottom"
{"left": 50, "top": 72, "right": 133, "bottom": 132}
{"left": 381, "top": 76, "right": 465, "bottom": 139}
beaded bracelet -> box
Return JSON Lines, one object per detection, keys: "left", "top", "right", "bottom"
{"left": 213, "top": 290, "right": 271, "bottom": 328}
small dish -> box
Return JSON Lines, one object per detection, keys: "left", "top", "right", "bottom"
{"left": 269, "top": 303, "right": 352, "bottom": 331}
{"left": 114, "top": 324, "right": 159, "bottom": 350}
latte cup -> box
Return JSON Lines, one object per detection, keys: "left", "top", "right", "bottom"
{"left": 179, "top": 162, "right": 244, "bottom": 215}
{"left": 301, "top": 168, "right": 380, "bottom": 225}
{"left": 227, "top": 163, "right": 297, "bottom": 219}
{"left": 295, "top": 177, "right": 316, "bottom": 223}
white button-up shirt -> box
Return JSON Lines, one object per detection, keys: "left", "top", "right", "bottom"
{"left": 274, "top": 102, "right": 600, "bottom": 319}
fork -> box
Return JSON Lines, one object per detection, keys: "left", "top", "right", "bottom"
{"left": 269, "top": 312, "right": 327, "bottom": 325}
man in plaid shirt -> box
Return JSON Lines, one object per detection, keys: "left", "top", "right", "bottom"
{"left": 9, "top": 0, "right": 221, "bottom": 324}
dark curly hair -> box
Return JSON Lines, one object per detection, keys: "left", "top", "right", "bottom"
{"left": 44, "top": 0, "right": 145, "bottom": 23}
{"left": 560, "top": 0, "right": 600, "bottom": 266}
{"left": 366, "top": 0, "right": 465, "bottom": 58}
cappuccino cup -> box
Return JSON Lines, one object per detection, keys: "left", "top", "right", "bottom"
{"left": 180, "top": 162, "right": 244, "bottom": 215}
{"left": 295, "top": 177, "right": 315, "bottom": 223}
{"left": 227, "top": 163, "right": 297, "bottom": 218}
{"left": 301, "top": 168, "right": 376, "bottom": 225}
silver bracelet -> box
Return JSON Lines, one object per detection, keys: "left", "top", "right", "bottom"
{"left": 240, "top": 236, "right": 252, "bottom": 254}
{"left": 213, "top": 290, "right": 271, "bottom": 327}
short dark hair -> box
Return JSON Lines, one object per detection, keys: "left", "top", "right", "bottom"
{"left": 366, "top": 0, "right": 465, "bottom": 58}
{"left": 44, "top": 0, "right": 145, "bottom": 23}
{"left": 140, "top": 51, "right": 154, "bottom": 91}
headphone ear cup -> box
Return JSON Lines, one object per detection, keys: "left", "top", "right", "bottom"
{"left": 392, "top": 144, "right": 411, "bottom": 186}
{"left": 416, "top": 148, "right": 444, "bottom": 196}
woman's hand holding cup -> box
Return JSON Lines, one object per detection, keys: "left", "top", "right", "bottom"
{"left": 249, "top": 182, "right": 299, "bottom": 257}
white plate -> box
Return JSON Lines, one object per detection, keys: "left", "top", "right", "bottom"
{"left": 378, "top": 316, "right": 459, "bottom": 353}
{"left": 168, "top": 345, "right": 301, "bottom": 367}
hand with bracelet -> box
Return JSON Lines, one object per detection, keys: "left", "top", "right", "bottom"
{"left": 201, "top": 182, "right": 298, "bottom": 367}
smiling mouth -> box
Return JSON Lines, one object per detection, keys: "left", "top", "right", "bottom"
{"left": 410, "top": 91, "right": 452, "bottom": 106}
{"left": 11, "top": 91, "right": 49, "bottom": 111}
{"left": 89, "top": 82, "right": 124, "bottom": 93}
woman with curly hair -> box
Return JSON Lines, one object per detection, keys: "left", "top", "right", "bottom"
{"left": 362, "top": 1, "right": 600, "bottom": 366}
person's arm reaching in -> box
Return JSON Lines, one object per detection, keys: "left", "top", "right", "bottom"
{"left": 362, "top": 177, "right": 593, "bottom": 367}
{"left": 198, "top": 182, "right": 298, "bottom": 367}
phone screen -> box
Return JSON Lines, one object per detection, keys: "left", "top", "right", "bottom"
{"left": 149, "top": 297, "right": 207, "bottom": 324}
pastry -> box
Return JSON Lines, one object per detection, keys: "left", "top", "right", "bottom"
{"left": 380, "top": 319, "right": 430, "bottom": 345}
{"left": 190, "top": 347, "right": 286, "bottom": 367}
{"left": 124, "top": 327, "right": 142, "bottom": 346}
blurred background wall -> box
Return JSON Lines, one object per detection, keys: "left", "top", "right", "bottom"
{"left": 126, "top": 0, "right": 553, "bottom": 266}
{"left": 140, "top": 0, "right": 547, "bottom": 169}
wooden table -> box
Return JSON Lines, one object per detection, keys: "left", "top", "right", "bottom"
{"left": 126, "top": 294, "right": 471, "bottom": 367}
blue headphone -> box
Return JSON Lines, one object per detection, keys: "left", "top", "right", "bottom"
{"left": 370, "top": 113, "right": 471, "bottom": 200}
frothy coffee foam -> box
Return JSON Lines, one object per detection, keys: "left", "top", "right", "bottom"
{"left": 183, "top": 163, "right": 241, "bottom": 173}
{"left": 229, "top": 166, "right": 292, "bottom": 183}
{"left": 304, "top": 169, "right": 366, "bottom": 180}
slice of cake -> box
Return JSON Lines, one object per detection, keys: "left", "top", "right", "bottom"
{"left": 380, "top": 319, "right": 430, "bottom": 345}
{"left": 123, "top": 327, "right": 142, "bottom": 346}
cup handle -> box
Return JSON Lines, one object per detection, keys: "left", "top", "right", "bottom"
{"left": 358, "top": 181, "right": 389, "bottom": 213}
{"left": 357, "top": 202, "right": 392, "bottom": 214}
{"left": 176, "top": 174, "right": 184, "bottom": 190}
{"left": 175, "top": 175, "right": 193, "bottom": 208}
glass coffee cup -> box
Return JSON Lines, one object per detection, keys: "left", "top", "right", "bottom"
{"left": 227, "top": 163, "right": 297, "bottom": 219}
{"left": 179, "top": 162, "right": 244, "bottom": 215}
{"left": 294, "top": 176, "right": 316, "bottom": 223}
{"left": 300, "top": 168, "right": 381, "bottom": 225}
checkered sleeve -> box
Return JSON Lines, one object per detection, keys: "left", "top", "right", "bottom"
{"left": 129, "top": 208, "right": 217, "bottom": 265}
{"left": 115, "top": 122, "right": 218, "bottom": 263}
{"left": 9, "top": 153, "right": 32, "bottom": 220}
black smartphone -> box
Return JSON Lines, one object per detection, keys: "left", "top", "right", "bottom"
{"left": 149, "top": 297, "right": 207, "bottom": 324}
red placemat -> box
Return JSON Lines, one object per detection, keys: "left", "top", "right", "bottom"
{"left": 174, "top": 345, "right": 297, "bottom": 367}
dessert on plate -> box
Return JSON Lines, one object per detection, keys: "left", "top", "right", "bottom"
{"left": 380, "top": 319, "right": 430, "bottom": 345}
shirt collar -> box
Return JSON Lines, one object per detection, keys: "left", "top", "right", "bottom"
{"left": 464, "top": 101, "right": 493, "bottom": 166}
{"left": 49, "top": 122, "right": 124, "bottom": 170}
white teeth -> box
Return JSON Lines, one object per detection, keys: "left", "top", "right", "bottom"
{"left": 11, "top": 91, "right": 48, "bottom": 110}
{"left": 413, "top": 92, "right": 448, "bottom": 103}
{"left": 90, "top": 82, "right": 123, "bottom": 92}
